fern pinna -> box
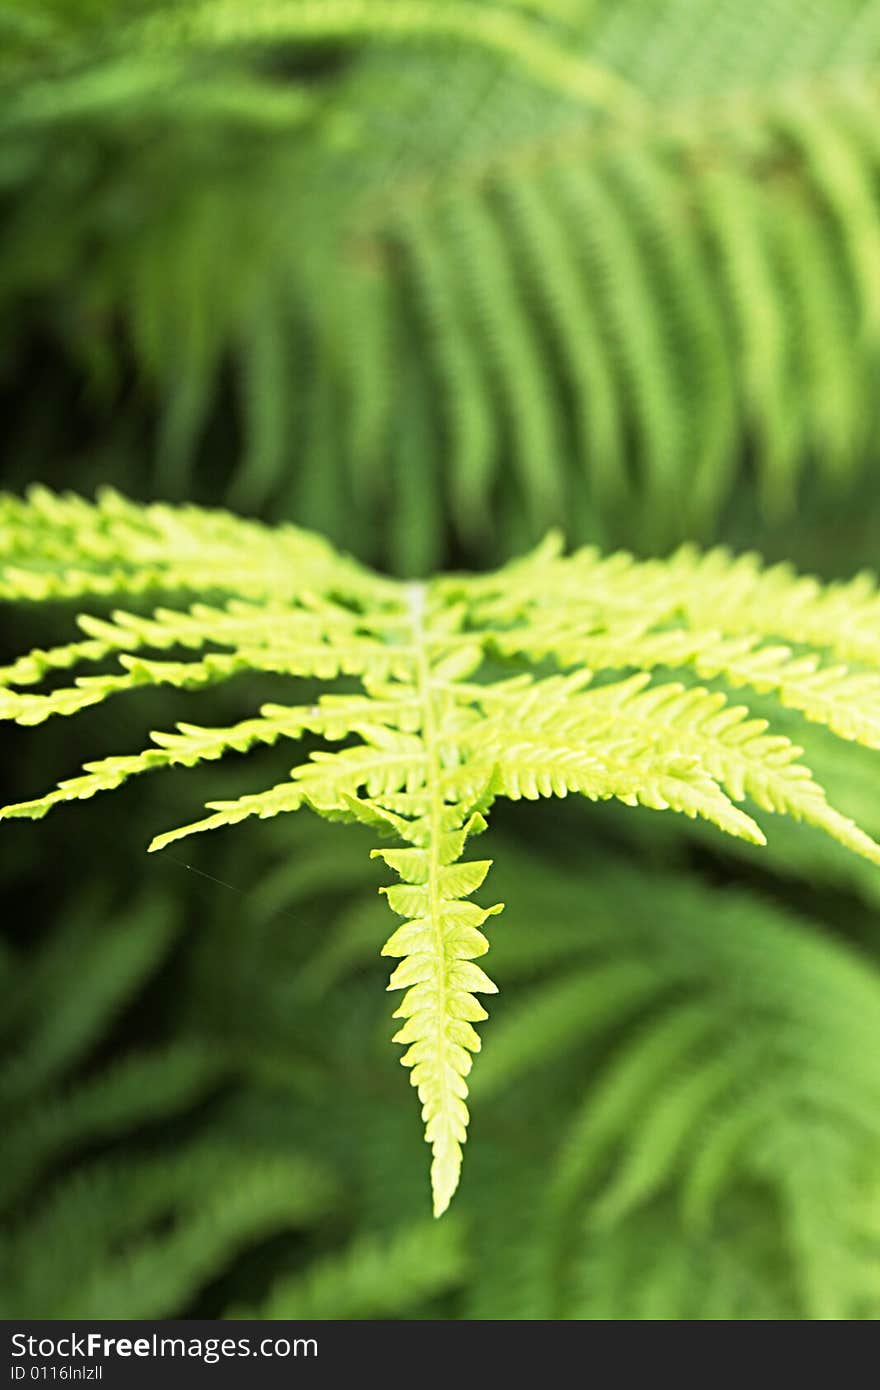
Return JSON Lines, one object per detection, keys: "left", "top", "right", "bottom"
{"left": 3, "top": 488, "right": 880, "bottom": 1214}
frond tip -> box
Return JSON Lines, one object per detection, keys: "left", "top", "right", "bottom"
{"left": 375, "top": 807, "right": 503, "bottom": 1215}
{"left": 3, "top": 489, "right": 880, "bottom": 1211}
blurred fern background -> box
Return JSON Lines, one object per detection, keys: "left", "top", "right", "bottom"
{"left": 3, "top": 0, "right": 880, "bottom": 1320}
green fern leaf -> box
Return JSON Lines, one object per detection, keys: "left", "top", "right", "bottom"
{"left": 3, "top": 489, "right": 880, "bottom": 1213}
{"left": 8, "top": 3, "right": 880, "bottom": 560}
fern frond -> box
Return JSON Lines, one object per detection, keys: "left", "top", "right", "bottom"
{"left": 4, "top": 490, "right": 880, "bottom": 1212}
{"left": 133, "top": 1, "right": 641, "bottom": 116}
{"left": 470, "top": 837, "right": 880, "bottom": 1318}
{"left": 0, "top": 1143, "right": 336, "bottom": 1319}
{"left": 0, "top": 1043, "right": 226, "bottom": 1211}
{"left": 0, "top": 891, "right": 179, "bottom": 1103}
{"left": 8, "top": 3, "right": 880, "bottom": 560}
{"left": 234, "top": 1218, "right": 466, "bottom": 1319}
{"left": 376, "top": 796, "right": 502, "bottom": 1218}
{"left": 162, "top": 811, "right": 880, "bottom": 1318}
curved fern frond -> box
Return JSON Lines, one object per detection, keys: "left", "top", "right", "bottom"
{"left": 0, "top": 1141, "right": 336, "bottom": 1319}
{"left": 133, "top": 0, "right": 641, "bottom": 116}
{"left": 234, "top": 1218, "right": 466, "bottom": 1320}
{"left": 6, "top": 3, "right": 880, "bottom": 562}
{"left": 475, "top": 840, "right": 880, "bottom": 1319}
{"left": 3, "top": 489, "right": 880, "bottom": 1212}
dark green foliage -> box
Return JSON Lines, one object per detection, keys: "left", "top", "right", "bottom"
{"left": 4, "top": 0, "right": 880, "bottom": 1322}
{"left": 4, "top": 804, "right": 880, "bottom": 1319}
